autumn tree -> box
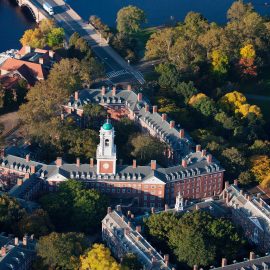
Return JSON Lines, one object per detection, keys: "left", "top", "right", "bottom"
{"left": 80, "top": 243, "right": 120, "bottom": 270}
{"left": 251, "top": 155, "right": 270, "bottom": 188}
{"left": 211, "top": 50, "right": 229, "bottom": 76}
{"left": 238, "top": 44, "right": 257, "bottom": 77}
{"left": 117, "top": 6, "right": 146, "bottom": 34}
{"left": 37, "top": 232, "right": 88, "bottom": 270}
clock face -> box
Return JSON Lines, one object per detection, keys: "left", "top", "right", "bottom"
{"left": 102, "top": 162, "right": 110, "bottom": 169}
{"left": 99, "top": 160, "right": 114, "bottom": 174}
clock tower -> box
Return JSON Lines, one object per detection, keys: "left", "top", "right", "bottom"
{"left": 96, "top": 119, "right": 117, "bottom": 175}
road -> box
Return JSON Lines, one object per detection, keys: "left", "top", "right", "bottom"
{"left": 34, "top": 0, "right": 145, "bottom": 85}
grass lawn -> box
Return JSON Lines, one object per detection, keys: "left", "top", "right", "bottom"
{"left": 240, "top": 67, "right": 270, "bottom": 97}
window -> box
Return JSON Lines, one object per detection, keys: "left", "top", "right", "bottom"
{"left": 151, "top": 185, "right": 155, "bottom": 189}
{"left": 122, "top": 189, "right": 126, "bottom": 193}
{"left": 112, "top": 188, "right": 115, "bottom": 193}
{"left": 117, "top": 188, "right": 120, "bottom": 193}
{"left": 144, "top": 195, "right": 148, "bottom": 201}
{"left": 150, "top": 196, "right": 155, "bottom": 201}
{"left": 105, "top": 139, "right": 109, "bottom": 147}
{"left": 127, "top": 188, "right": 131, "bottom": 193}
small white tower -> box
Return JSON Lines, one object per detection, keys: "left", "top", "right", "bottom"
{"left": 96, "top": 119, "right": 117, "bottom": 175}
{"left": 175, "top": 192, "right": 184, "bottom": 211}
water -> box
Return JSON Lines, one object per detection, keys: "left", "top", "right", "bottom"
{"left": 0, "top": 0, "right": 269, "bottom": 52}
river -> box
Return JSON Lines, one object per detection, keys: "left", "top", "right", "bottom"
{"left": 0, "top": 0, "right": 269, "bottom": 51}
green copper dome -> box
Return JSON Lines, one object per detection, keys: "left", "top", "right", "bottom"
{"left": 102, "top": 122, "right": 113, "bottom": 130}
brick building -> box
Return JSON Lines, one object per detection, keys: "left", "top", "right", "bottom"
{"left": 0, "top": 234, "right": 36, "bottom": 270}
{"left": 102, "top": 206, "right": 174, "bottom": 270}
{"left": 0, "top": 116, "right": 224, "bottom": 209}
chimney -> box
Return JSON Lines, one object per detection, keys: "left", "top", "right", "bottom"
{"left": 164, "top": 254, "right": 169, "bottom": 266}
{"left": 25, "top": 45, "right": 31, "bottom": 54}
{"left": 49, "top": 50, "right": 55, "bottom": 58}
{"left": 25, "top": 154, "right": 30, "bottom": 162}
{"left": 170, "top": 120, "right": 175, "bottom": 129}
{"left": 0, "top": 148, "right": 5, "bottom": 158}
{"left": 234, "top": 179, "right": 238, "bottom": 186}
{"left": 182, "top": 159, "right": 187, "bottom": 168}
{"left": 14, "top": 237, "right": 19, "bottom": 246}
{"left": 23, "top": 235, "right": 27, "bottom": 246}
{"left": 130, "top": 214, "right": 135, "bottom": 219}
{"left": 201, "top": 149, "right": 207, "bottom": 157}
{"left": 112, "top": 86, "right": 116, "bottom": 96}
{"left": 145, "top": 104, "right": 149, "bottom": 112}
{"left": 151, "top": 160, "right": 156, "bottom": 170}
{"left": 207, "top": 154, "right": 212, "bottom": 163}
{"left": 225, "top": 181, "right": 229, "bottom": 189}
{"left": 151, "top": 207, "right": 155, "bottom": 214}
{"left": 101, "top": 86, "right": 106, "bottom": 95}
{"left": 128, "top": 221, "right": 132, "bottom": 227}
{"left": 39, "top": 57, "right": 44, "bottom": 65}
{"left": 162, "top": 113, "right": 167, "bottom": 121}
{"left": 136, "top": 225, "right": 141, "bottom": 233}
{"left": 196, "top": 145, "right": 201, "bottom": 152}
{"left": 179, "top": 129, "right": 185, "bottom": 138}
{"left": 107, "top": 207, "right": 112, "bottom": 214}
{"left": 127, "top": 84, "right": 132, "bottom": 91}
{"left": 124, "top": 228, "right": 130, "bottom": 235}
{"left": 90, "top": 158, "right": 94, "bottom": 168}
{"left": 30, "top": 165, "right": 36, "bottom": 174}
{"left": 127, "top": 210, "right": 131, "bottom": 217}
{"left": 24, "top": 173, "right": 30, "bottom": 179}
{"left": 250, "top": 251, "right": 255, "bottom": 260}
{"left": 165, "top": 204, "right": 169, "bottom": 211}
{"left": 56, "top": 157, "right": 62, "bottom": 167}
{"left": 74, "top": 91, "right": 79, "bottom": 101}
{"left": 136, "top": 236, "right": 141, "bottom": 242}
{"left": 221, "top": 258, "right": 227, "bottom": 267}
{"left": 132, "top": 159, "right": 137, "bottom": 169}
{"left": 137, "top": 93, "right": 142, "bottom": 102}
{"left": 116, "top": 205, "right": 121, "bottom": 212}
{"left": 193, "top": 266, "right": 198, "bottom": 270}
{"left": 76, "top": 157, "right": 80, "bottom": 167}
{"left": 152, "top": 105, "right": 158, "bottom": 113}
{"left": 260, "top": 198, "right": 264, "bottom": 208}
{"left": 1, "top": 246, "right": 6, "bottom": 257}
{"left": 17, "top": 178, "right": 23, "bottom": 186}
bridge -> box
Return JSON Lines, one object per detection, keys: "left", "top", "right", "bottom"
{"left": 15, "top": 0, "right": 145, "bottom": 85}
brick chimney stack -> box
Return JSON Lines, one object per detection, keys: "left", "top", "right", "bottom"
{"left": 25, "top": 154, "right": 30, "bottom": 162}
{"left": 201, "top": 149, "right": 206, "bottom": 157}
{"left": 1, "top": 246, "right": 6, "bottom": 257}
{"left": 221, "top": 258, "right": 227, "bottom": 267}
{"left": 137, "top": 93, "right": 142, "bottom": 102}
{"left": 39, "top": 57, "right": 44, "bottom": 65}
{"left": 30, "top": 165, "right": 36, "bottom": 174}
{"left": 162, "top": 113, "right": 167, "bottom": 121}
{"left": 56, "top": 157, "right": 62, "bottom": 167}
{"left": 90, "top": 158, "right": 94, "bottom": 168}
{"left": 17, "top": 178, "right": 23, "bottom": 186}
{"left": 164, "top": 204, "right": 169, "bottom": 211}
{"left": 49, "top": 50, "right": 55, "bottom": 58}
{"left": 23, "top": 235, "right": 27, "bottom": 246}
{"left": 179, "top": 129, "right": 185, "bottom": 138}
{"left": 101, "top": 86, "right": 106, "bottom": 95}
{"left": 170, "top": 120, "right": 175, "bottom": 129}
{"left": 14, "top": 237, "right": 19, "bottom": 246}
{"left": 116, "top": 205, "right": 121, "bottom": 212}
{"left": 152, "top": 105, "right": 158, "bottom": 113}
{"left": 164, "top": 254, "right": 169, "bottom": 266}
{"left": 193, "top": 266, "right": 198, "bottom": 270}
{"left": 112, "top": 86, "right": 116, "bottom": 96}
{"left": 74, "top": 91, "right": 79, "bottom": 101}
{"left": 25, "top": 45, "right": 31, "bottom": 54}
{"left": 250, "top": 251, "right": 255, "bottom": 260}
{"left": 76, "top": 158, "right": 80, "bottom": 167}
{"left": 127, "top": 84, "right": 132, "bottom": 91}
{"left": 234, "top": 179, "right": 238, "bottom": 186}
{"left": 1, "top": 148, "right": 5, "bottom": 158}
{"left": 196, "top": 145, "right": 201, "bottom": 152}
{"left": 136, "top": 225, "right": 141, "bottom": 233}
{"left": 151, "top": 160, "right": 156, "bottom": 170}
{"left": 207, "top": 154, "right": 212, "bottom": 163}
{"left": 182, "top": 159, "right": 187, "bottom": 168}
{"left": 145, "top": 104, "right": 149, "bottom": 112}
{"left": 132, "top": 159, "right": 137, "bottom": 169}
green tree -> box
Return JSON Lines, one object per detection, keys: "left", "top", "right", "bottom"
{"left": 130, "top": 134, "right": 166, "bottom": 165}
{"left": 37, "top": 232, "right": 88, "bottom": 270}
{"left": 121, "top": 253, "right": 143, "bottom": 270}
{"left": 18, "top": 209, "right": 54, "bottom": 238}
{"left": 238, "top": 171, "right": 255, "bottom": 185}
{"left": 0, "top": 194, "right": 25, "bottom": 233}
{"left": 175, "top": 81, "right": 198, "bottom": 104}
{"left": 47, "top": 28, "right": 65, "bottom": 47}
{"left": 117, "top": 5, "right": 146, "bottom": 34}
{"left": 40, "top": 180, "right": 109, "bottom": 232}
